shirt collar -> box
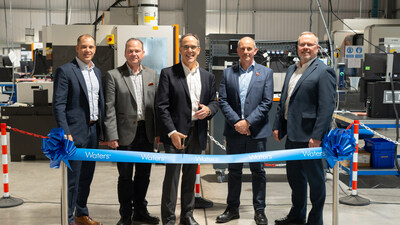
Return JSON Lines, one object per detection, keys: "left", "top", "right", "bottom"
{"left": 127, "top": 64, "right": 143, "bottom": 76}
{"left": 76, "top": 57, "right": 95, "bottom": 70}
{"left": 182, "top": 61, "right": 199, "bottom": 76}
{"left": 239, "top": 60, "right": 255, "bottom": 73}
{"left": 296, "top": 56, "right": 317, "bottom": 70}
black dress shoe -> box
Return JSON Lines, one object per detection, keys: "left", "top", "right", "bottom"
{"left": 132, "top": 209, "right": 160, "bottom": 224}
{"left": 254, "top": 210, "right": 268, "bottom": 225}
{"left": 116, "top": 217, "right": 132, "bottom": 225}
{"left": 216, "top": 209, "right": 240, "bottom": 223}
{"left": 275, "top": 216, "right": 305, "bottom": 225}
{"left": 180, "top": 215, "right": 199, "bottom": 225}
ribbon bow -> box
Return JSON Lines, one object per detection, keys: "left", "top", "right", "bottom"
{"left": 41, "top": 127, "right": 77, "bottom": 169}
{"left": 322, "top": 129, "right": 356, "bottom": 168}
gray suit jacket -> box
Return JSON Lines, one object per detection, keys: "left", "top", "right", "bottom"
{"left": 104, "top": 63, "right": 159, "bottom": 146}
{"left": 273, "top": 59, "right": 336, "bottom": 142}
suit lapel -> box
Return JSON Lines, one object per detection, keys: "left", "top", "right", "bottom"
{"left": 231, "top": 63, "right": 241, "bottom": 101}
{"left": 199, "top": 68, "right": 207, "bottom": 103}
{"left": 280, "top": 65, "right": 296, "bottom": 106}
{"left": 246, "top": 64, "right": 258, "bottom": 97}
{"left": 121, "top": 63, "right": 137, "bottom": 103}
{"left": 142, "top": 66, "right": 152, "bottom": 105}
{"left": 71, "top": 59, "right": 89, "bottom": 102}
{"left": 291, "top": 59, "right": 318, "bottom": 96}
{"left": 178, "top": 63, "right": 191, "bottom": 100}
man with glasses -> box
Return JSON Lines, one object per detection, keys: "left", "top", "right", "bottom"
{"left": 273, "top": 32, "right": 336, "bottom": 225}
{"left": 216, "top": 36, "right": 273, "bottom": 225}
{"left": 104, "top": 38, "right": 160, "bottom": 225}
{"left": 156, "top": 33, "right": 218, "bottom": 225}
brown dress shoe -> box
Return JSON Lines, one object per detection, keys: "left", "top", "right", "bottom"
{"left": 74, "top": 216, "right": 101, "bottom": 225}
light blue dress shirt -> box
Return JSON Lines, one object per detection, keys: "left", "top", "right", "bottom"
{"left": 76, "top": 57, "right": 99, "bottom": 121}
{"left": 238, "top": 61, "right": 255, "bottom": 119}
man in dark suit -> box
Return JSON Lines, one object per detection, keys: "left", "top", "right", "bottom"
{"left": 104, "top": 38, "right": 160, "bottom": 225}
{"left": 156, "top": 33, "right": 218, "bottom": 225}
{"left": 53, "top": 34, "right": 104, "bottom": 225}
{"left": 273, "top": 32, "right": 336, "bottom": 225}
{"left": 216, "top": 37, "right": 273, "bottom": 225}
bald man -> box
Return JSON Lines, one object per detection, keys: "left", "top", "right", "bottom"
{"left": 216, "top": 37, "right": 274, "bottom": 225}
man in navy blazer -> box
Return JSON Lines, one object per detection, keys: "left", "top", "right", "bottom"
{"left": 156, "top": 33, "right": 218, "bottom": 225}
{"left": 273, "top": 32, "right": 336, "bottom": 225}
{"left": 216, "top": 37, "right": 273, "bottom": 225}
{"left": 53, "top": 34, "right": 104, "bottom": 225}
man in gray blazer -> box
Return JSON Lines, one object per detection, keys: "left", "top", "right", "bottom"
{"left": 104, "top": 38, "right": 160, "bottom": 225}
{"left": 273, "top": 32, "right": 336, "bottom": 225}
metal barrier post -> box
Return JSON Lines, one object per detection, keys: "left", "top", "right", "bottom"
{"left": 339, "top": 120, "right": 370, "bottom": 206}
{"left": 61, "top": 161, "right": 69, "bottom": 225}
{"left": 0, "top": 123, "right": 24, "bottom": 208}
{"left": 332, "top": 163, "right": 339, "bottom": 225}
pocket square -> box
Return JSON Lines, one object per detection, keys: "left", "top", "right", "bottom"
{"left": 148, "top": 82, "right": 154, "bottom": 86}
{"left": 256, "top": 72, "right": 259, "bottom": 76}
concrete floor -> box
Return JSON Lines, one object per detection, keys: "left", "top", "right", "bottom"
{"left": 1, "top": 160, "right": 400, "bottom": 225}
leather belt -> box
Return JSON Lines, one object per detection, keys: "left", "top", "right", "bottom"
{"left": 89, "top": 120, "right": 97, "bottom": 124}
{"left": 137, "top": 120, "right": 145, "bottom": 126}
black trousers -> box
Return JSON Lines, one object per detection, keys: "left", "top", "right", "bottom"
{"left": 285, "top": 139, "right": 325, "bottom": 225}
{"left": 225, "top": 134, "right": 267, "bottom": 212}
{"left": 67, "top": 123, "right": 98, "bottom": 224}
{"left": 161, "top": 124, "right": 202, "bottom": 225}
{"left": 117, "top": 123, "right": 153, "bottom": 218}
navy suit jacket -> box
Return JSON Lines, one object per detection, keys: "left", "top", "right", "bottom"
{"left": 219, "top": 62, "right": 274, "bottom": 139}
{"left": 156, "top": 62, "right": 219, "bottom": 150}
{"left": 53, "top": 58, "right": 105, "bottom": 147}
{"left": 273, "top": 59, "right": 336, "bottom": 142}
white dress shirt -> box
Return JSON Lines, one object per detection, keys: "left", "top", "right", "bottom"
{"left": 127, "top": 64, "right": 145, "bottom": 121}
{"left": 167, "top": 62, "right": 202, "bottom": 138}
{"left": 182, "top": 61, "right": 202, "bottom": 121}
{"left": 76, "top": 57, "right": 99, "bottom": 121}
{"left": 284, "top": 57, "right": 316, "bottom": 120}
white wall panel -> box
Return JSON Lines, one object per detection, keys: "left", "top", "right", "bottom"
{"left": 1, "top": 0, "right": 399, "bottom": 48}
{"left": 159, "top": 0, "right": 183, "bottom": 10}
{"left": 206, "top": 12, "right": 226, "bottom": 34}
{"left": 1, "top": 0, "right": 117, "bottom": 11}
{"left": 254, "top": 0, "right": 375, "bottom": 12}
{"left": 224, "top": 12, "right": 253, "bottom": 34}
{"left": 255, "top": 12, "right": 318, "bottom": 41}
{"left": 159, "top": 11, "right": 184, "bottom": 34}
{"left": 0, "top": 9, "right": 102, "bottom": 44}
{"left": 207, "top": 0, "right": 223, "bottom": 11}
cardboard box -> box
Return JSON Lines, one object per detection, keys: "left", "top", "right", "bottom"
{"left": 358, "top": 149, "right": 371, "bottom": 168}
{"left": 339, "top": 150, "right": 371, "bottom": 168}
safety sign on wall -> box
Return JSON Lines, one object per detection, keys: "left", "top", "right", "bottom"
{"left": 345, "top": 46, "right": 363, "bottom": 59}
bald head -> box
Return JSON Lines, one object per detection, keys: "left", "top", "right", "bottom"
{"left": 237, "top": 37, "right": 258, "bottom": 70}
{"left": 238, "top": 37, "right": 257, "bottom": 49}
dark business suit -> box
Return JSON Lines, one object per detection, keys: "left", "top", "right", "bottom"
{"left": 156, "top": 62, "right": 218, "bottom": 224}
{"left": 53, "top": 58, "right": 104, "bottom": 224}
{"left": 104, "top": 63, "right": 158, "bottom": 218}
{"left": 273, "top": 59, "right": 336, "bottom": 225}
{"left": 218, "top": 62, "right": 273, "bottom": 211}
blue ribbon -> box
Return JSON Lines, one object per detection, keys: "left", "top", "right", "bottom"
{"left": 322, "top": 129, "right": 356, "bottom": 168}
{"left": 41, "top": 128, "right": 355, "bottom": 168}
{"left": 41, "top": 127, "right": 76, "bottom": 169}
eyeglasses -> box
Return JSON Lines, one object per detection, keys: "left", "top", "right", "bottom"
{"left": 298, "top": 43, "right": 317, "bottom": 47}
{"left": 182, "top": 45, "right": 199, "bottom": 50}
